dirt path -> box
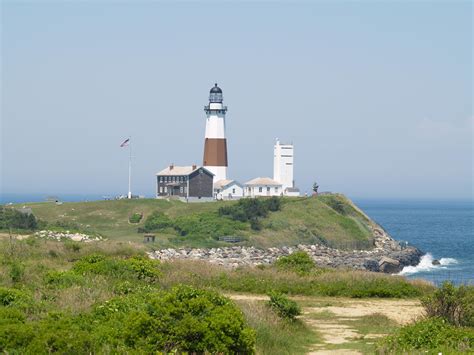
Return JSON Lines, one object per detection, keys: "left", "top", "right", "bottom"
{"left": 226, "top": 294, "right": 423, "bottom": 354}
{"left": 303, "top": 298, "right": 423, "bottom": 354}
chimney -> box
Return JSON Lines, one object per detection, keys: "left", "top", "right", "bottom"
{"left": 169, "top": 163, "right": 174, "bottom": 170}
{"left": 192, "top": 164, "right": 197, "bottom": 170}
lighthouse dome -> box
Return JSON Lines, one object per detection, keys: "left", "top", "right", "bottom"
{"left": 210, "top": 83, "right": 222, "bottom": 93}
{"left": 209, "top": 83, "right": 223, "bottom": 103}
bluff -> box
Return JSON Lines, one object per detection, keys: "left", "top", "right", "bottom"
{"left": 14, "top": 194, "right": 423, "bottom": 272}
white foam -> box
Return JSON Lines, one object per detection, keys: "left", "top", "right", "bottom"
{"left": 439, "top": 258, "right": 458, "bottom": 266}
{"left": 398, "top": 253, "right": 458, "bottom": 275}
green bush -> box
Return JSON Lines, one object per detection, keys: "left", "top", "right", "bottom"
{"left": 0, "top": 287, "right": 30, "bottom": 307}
{"left": 379, "top": 318, "right": 474, "bottom": 353}
{"left": 275, "top": 251, "right": 315, "bottom": 274}
{"left": 264, "top": 196, "right": 282, "bottom": 212}
{"left": 140, "top": 211, "right": 172, "bottom": 232}
{"left": 9, "top": 261, "right": 25, "bottom": 283}
{"left": 218, "top": 197, "right": 281, "bottom": 231}
{"left": 0, "top": 208, "right": 37, "bottom": 230}
{"left": 64, "top": 241, "right": 82, "bottom": 252}
{"left": 124, "top": 285, "right": 255, "bottom": 353}
{"left": 44, "top": 271, "right": 84, "bottom": 288}
{"left": 72, "top": 254, "right": 160, "bottom": 281}
{"left": 422, "top": 281, "right": 474, "bottom": 327}
{"left": 173, "top": 212, "right": 245, "bottom": 239}
{"left": 129, "top": 213, "right": 143, "bottom": 224}
{"left": 267, "top": 292, "right": 301, "bottom": 320}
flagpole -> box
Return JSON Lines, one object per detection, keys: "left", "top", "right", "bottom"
{"left": 128, "top": 136, "right": 132, "bottom": 199}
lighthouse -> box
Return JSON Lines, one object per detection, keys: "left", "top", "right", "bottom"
{"left": 203, "top": 83, "right": 228, "bottom": 182}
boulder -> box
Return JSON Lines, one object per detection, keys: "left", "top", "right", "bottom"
{"left": 432, "top": 259, "right": 441, "bottom": 265}
{"left": 378, "top": 256, "right": 401, "bottom": 273}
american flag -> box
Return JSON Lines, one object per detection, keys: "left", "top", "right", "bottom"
{"left": 120, "top": 138, "right": 130, "bottom": 147}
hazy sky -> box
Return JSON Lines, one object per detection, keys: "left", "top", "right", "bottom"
{"left": 2, "top": 1, "right": 472, "bottom": 199}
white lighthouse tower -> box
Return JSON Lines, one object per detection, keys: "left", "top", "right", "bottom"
{"left": 203, "top": 83, "right": 228, "bottom": 182}
{"left": 273, "top": 138, "right": 294, "bottom": 191}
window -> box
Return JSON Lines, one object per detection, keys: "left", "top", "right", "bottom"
{"left": 275, "top": 187, "right": 279, "bottom": 193}
{"left": 180, "top": 186, "right": 183, "bottom": 193}
{"left": 164, "top": 186, "right": 168, "bottom": 193}
{"left": 232, "top": 188, "right": 236, "bottom": 194}
{"left": 159, "top": 187, "right": 163, "bottom": 193}
{"left": 160, "top": 177, "right": 163, "bottom": 182}
{"left": 259, "top": 187, "right": 262, "bottom": 193}
{"left": 267, "top": 187, "right": 270, "bottom": 192}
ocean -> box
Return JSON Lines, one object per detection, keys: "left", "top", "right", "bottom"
{"left": 356, "top": 199, "right": 474, "bottom": 285}
{"left": 2, "top": 194, "right": 473, "bottom": 285}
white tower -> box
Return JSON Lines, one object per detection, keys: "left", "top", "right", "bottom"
{"left": 203, "top": 83, "right": 228, "bottom": 182}
{"left": 273, "top": 139, "right": 294, "bottom": 191}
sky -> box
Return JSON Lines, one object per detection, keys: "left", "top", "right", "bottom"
{"left": 1, "top": 1, "right": 472, "bottom": 200}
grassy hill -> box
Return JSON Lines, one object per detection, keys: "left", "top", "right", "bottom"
{"left": 10, "top": 194, "right": 377, "bottom": 249}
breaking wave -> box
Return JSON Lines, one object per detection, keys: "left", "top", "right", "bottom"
{"left": 399, "top": 253, "right": 458, "bottom": 275}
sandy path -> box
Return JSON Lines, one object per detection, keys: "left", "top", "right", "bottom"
{"left": 226, "top": 294, "right": 423, "bottom": 354}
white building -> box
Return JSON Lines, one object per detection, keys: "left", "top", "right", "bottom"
{"left": 273, "top": 139, "right": 294, "bottom": 190}
{"left": 203, "top": 84, "right": 228, "bottom": 183}
{"left": 244, "top": 177, "right": 282, "bottom": 197}
{"left": 214, "top": 179, "right": 244, "bottom": 200}
{"left": 273, "top": 139, "right": 300, "bottom": 196}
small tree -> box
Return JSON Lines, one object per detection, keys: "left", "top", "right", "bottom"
{"left": 312, "top": 182, "right": 319, "bottom": 194}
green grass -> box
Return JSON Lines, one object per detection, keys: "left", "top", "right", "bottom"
{"left": 237, "top": 300, "right": 319, "bottom": 355}
{"left": 8, "top": 194, "right": 376, "bottom": 249}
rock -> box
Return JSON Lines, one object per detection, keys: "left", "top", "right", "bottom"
{"left": 378, "top": 256, "right": 401, "bottom": 273}
{"left": 432, "top": 259, "right": 441, "bottom": 265}
{"left": 363, "top": 259, "right": 380, "bottom": 272}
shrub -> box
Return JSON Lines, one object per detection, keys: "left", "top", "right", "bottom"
{"left": 267, "top": 291, "right": 301, "bottom": 320}
{"left": 72, "top": 254, "right": 160, "bottom": 281}
{"left": 126, "top": 256, "right": 161, "bottom": 280}
{"left": 9, "top": 262, "right": 25, "bottom": 283}
{"left": 263, "top": 196, "right": 282, "bottom": 212}
{"left": 275, "top": 251, "right": 315, "bottom": 274}
{"left": 379, "top": 318, "right": 474, "bottom": 353}
{"left": 0, "top": 287, "right": 30, "bottom": 307}
{"left": 173, "top": 213, "right": 245, "bottom": 239}
{"left": 44, "top": 271, "right": 84, "bottom": 288}
{"left": 140, "top": 212, "right": 172, "bottom": 232}
{"left": 129, "top": 213, "right": 143, "bottom": 224}
{"left": 219, "top": 197, "right": 281, "bottom": 231}
{"left": 422, "top": 281, "right": 474, "bottom": 327}
{"left": 0, "top": 208, "right": 37, "bottom": 230}
{"left": 64, "top": 241, "right": 81, "bottom": 252}
{"left": 124, "top": 285, "right": 256, "bottom": 353}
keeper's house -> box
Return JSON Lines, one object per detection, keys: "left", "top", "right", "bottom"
{"left": 156, "top": 164, "right": 214, "bottom": 201}
{"left": 244, "top": 177, "right": 283, "bottom": 197}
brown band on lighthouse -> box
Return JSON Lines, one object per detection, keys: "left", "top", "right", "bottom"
{"left": 203, "top": 138, "right": 228, "bottom": 166}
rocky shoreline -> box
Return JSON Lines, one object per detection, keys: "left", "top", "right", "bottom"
{"left": 147, "top": 227, "right": 423, "bottom": 274}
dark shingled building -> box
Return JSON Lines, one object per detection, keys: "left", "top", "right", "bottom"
{"left": 156, "top": 165, "right": 214, "bottom": 201}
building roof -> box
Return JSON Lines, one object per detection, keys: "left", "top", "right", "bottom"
{"left": 244, "top": 177, "right": 282, "bottom": 186}
{"left": 214, "top": 179, "right": 242, "bottom": 189}
{"left": 156, "top": 165, "right": 213, "bottom": 176}
{"left": 285, "top": 187, "right": 300, "bottom": 192}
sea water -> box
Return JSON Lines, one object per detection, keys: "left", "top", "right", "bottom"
{"left": 356, "top": 199, "right": 474, "bottom": 285}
